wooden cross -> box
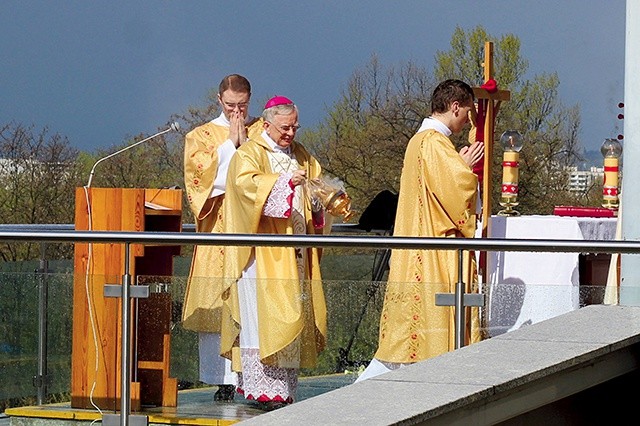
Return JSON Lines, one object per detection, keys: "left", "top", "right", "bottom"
{"left": 472, "top": 41, "right": 510, "bottom": 274}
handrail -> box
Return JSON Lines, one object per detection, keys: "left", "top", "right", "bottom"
{"left": 1, "top": 228, "right": 639, "bottom": 254}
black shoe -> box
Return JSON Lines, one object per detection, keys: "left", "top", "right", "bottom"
{"left": 214, "top": 384, "right": 236, "bottom": 402}
{"left": 258, "top": 401, "right": 290, "bottom": 411}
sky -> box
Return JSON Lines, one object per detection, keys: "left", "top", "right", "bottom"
{"left": 1, "top": 1, "right": 627, "bottom": 154}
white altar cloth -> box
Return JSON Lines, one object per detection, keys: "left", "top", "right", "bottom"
{"left": 485, "top": 215, "right": 617, "bottom": 336}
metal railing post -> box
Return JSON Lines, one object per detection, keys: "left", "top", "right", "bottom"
{"left": 455, "top": 249, "right": 465, "bottom": 349}
{"left": 35, "top": 241, "right": 49, "bottom": 404}
{"left": 120, "top": 242, "right": 132, "bottom": 426}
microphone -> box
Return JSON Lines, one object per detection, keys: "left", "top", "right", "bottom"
{"left": 86, "top": 122, "right": 180, "bottom": 188}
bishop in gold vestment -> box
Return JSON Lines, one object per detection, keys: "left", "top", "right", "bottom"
{"left": 221, "top": 96, "right": 330, "bottom": 407}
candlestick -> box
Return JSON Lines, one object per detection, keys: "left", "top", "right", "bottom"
{"left": 498, "top": 130, "right": 523, "bottom": 217}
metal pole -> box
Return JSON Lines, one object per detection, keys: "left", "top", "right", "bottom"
{"left": 120, "top": 243, "right": 131, "bottom": 426}
{"left": 35, "top": 242, "right": 49, "bottom": 404}
{"left": 620, "top": 0, "right": 640, "bottom": 306}
{"left": 455, "top": 249, "right": 465, "bottom": 349}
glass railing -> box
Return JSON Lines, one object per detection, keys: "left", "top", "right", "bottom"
{"left": 0, "top": 261, "right": 74, "bottom": 407}
{"left": 0, "top": 254, "right": 385, "bottom": 411}
{"left": 1, "top": 227, "right": 639, "bottom": 414}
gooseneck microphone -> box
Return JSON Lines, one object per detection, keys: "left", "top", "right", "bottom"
{"left": 85, "top": 122, "right": 180, "bottom": 188}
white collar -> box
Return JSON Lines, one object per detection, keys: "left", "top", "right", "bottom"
{"left": 417, "top": 117, "right": 452, "bottom": 136}
{"left": 262, "top": 130, "right": 291, "bottom": 155}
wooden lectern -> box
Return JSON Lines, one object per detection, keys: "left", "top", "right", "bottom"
{"left": 71, "top": 187, "right": 182, "bottom": 410}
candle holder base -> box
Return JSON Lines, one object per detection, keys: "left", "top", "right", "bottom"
{"left": 601, "top": 200, "right": 619, "bottom": 210}
{"left": 497, "top": 207, "right": 521, "bottom": 217}
{"left": 498, "top": 196, "right": 520, "bottom": 217}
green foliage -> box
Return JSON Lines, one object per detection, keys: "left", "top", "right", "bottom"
{"left": 88, "top": 128, "right": 183, "bottom": 190}
{"left": 303, "top": 25, "right": 587, "bottom": 217}
{"left": 0, "top": 123, "right": 82, "bottom": 261}
{"left": 435, "top": 26, "right": 528, "bottom": 90}
{"left": 0, "top": 265, "right": 74, "bottom": 408}
{"left": 302, "top": 55, "right": 434, "bottom": 215}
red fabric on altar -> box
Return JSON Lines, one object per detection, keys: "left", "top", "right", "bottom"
{"left": 553, "top": 206, "right": 616, "bottom": 218}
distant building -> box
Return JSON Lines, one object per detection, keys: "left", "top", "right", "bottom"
{"left": 567, "top": 166, "right": 604, "bottom": 193}
{"left": 0, "top": 157, "right": 24, "bottom": 175}
{"left": 0, "top": 157, "right": 73, "bottom": 182}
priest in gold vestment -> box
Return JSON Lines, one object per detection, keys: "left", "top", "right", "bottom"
{"left": 357, "top": 79, "right": 485, "bottom": 382}
{"left": 181, "top": 74, "right": 263, "bottom": 399}
{"left": 221, "top": 96, "right": 331, "bottom": 409}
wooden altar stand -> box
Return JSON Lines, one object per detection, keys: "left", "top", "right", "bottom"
{"left": 71, "top": 187, "right": 182, "bottom": 411}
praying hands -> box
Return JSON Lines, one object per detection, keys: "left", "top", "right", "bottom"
{"left": 228, "top": 109, "right": 247, "bottom": 147}
{"left": 459, "top": 141, "right": 484, "bottom": 168}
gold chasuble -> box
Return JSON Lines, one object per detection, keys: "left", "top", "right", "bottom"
{"left": 221, "top": 135, "right": 328, "bottom": 369}
{"left": 181, "top": 117, "right": 263, "bottom": 333}
{"left": 375, "top": 129, "right": 481, "bottom": 364}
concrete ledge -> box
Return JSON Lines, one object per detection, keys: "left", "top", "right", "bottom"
{"left": 238, "top": 305, "right": 640, "bottom": 425}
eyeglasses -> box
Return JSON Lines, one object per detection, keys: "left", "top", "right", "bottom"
{"left": 221, "top": 101, "right": 249, "bottom": 109}
{"left": 268, "top": 122, "right": 301, "bottom": 133}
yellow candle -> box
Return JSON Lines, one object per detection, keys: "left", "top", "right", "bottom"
{"left": 502, "top": 151, "right": 519, "bottom": 185}
{"left": 603, "top": 157, "right": 619, "bottom": 189}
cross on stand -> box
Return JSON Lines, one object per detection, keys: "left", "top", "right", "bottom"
{"left": 473, "top": 41, "right": 511, "bottom": 243}
{"left": 435, "top": 41, "right": 510, "bottom": 349}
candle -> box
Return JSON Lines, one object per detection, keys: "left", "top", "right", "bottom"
{"left": 600, "top": 138, "right": 622, "bottom": 210}
{"left": 603, "top": 157, "right": 619, "bottom": 189}
{"left": 502, "top": 151, "right": 519, "bottom": 189}
{"left": 498, "top": 130, "right": 523, "bottom": 216}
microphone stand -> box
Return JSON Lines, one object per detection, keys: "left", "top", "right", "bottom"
{"left": 86, "top": 122, "right": 179, "bottom": 188}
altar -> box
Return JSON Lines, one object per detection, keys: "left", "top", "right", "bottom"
{"left": 484, "top": 215, "right": 617, "bottom": 337}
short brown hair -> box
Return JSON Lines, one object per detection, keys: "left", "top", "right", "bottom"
{"left": 218, "top": 74, "right": 251, "bottom": 96}
{"left": 430, "top": 79, "right": 474, "bottom": 114}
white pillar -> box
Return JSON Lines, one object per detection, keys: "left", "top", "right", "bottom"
{"left": 620, "top": 0, "right": 640, "bottom": 305}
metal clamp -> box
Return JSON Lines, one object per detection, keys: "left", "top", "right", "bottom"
{"left": 104, "top": 284, "right": 150, "bottom": 299}
{"left": 435, "top": 293, "right": 484, "bottom": 307}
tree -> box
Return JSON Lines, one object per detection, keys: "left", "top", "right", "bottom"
{"left": 85, "top": 130, "right": 183, "bottom": 190}
{"left": 304, "top": 55, "right": 435, "bottom": 218}
{"left": 0, "top": 122, "right": 83, "bottom": 262}
{"left": 303, "top": 26, "right": 588, "bottom": 218}
{"left": 434, "top": 26, "right": 585, "bottom": 214}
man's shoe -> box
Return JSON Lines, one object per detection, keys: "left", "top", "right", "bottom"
{"left": 214, "top": 384, "right": 236, "bottom": 402}
{"left": 258, "top": 401, "right": 290, "bottom": 411}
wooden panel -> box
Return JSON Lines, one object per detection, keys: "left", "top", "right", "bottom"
{"left": 145, "top": 188, "right": 183, "bottom": 213}
{"left": 472, "top": 88, "right": 511, "bottom": 101}
{"left": 138, "top": 361, "right": 165, "bottom": 370}
{"left": 162, "top": 334, "right": 178, "bottom": 407}
{"left": 71, "top": 187, "right": 181, "bottom": 410}
{"left": 72, "top": 187, "right": 124, "bottom": 410}
{"left": 163, "top": 377, "right": 178, "bottom": 408}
